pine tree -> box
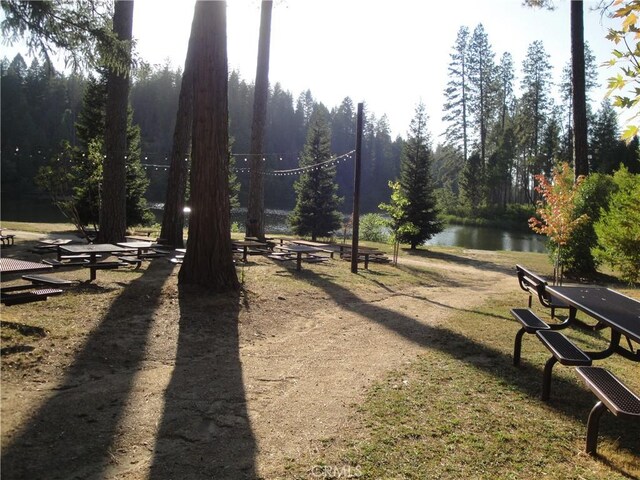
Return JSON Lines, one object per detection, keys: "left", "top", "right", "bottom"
{"left": 442, "top": 26, "right": 470, "bottom": 161}
{"left": 590, "top": 99, "right": 621, "bottom": 173}
{"left": 519, "top": 40, "right": 553, "bottom": 160}
{"left": 289, "top": 108, "right": 342, "bottom": 241}
{"left": 460, "top": 152, "right": 484, "bottom": 215}
{"left": 467, "top": 23, "right": 496, "bottom": 166}
{"left": 397, "top": 102, "right": 442, "bottom": 249}
{"left": 496, "top": 52, "right": 515, "bottom": 134}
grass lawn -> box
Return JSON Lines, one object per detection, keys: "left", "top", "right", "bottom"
{"left": 1, "top": 222, "right": 638, "bottom": 479}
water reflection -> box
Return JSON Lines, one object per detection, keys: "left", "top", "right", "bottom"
{"left": 425, "top": 224, "right": 547, "bottom": 253}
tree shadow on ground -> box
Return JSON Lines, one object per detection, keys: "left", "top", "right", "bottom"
{"left": 402, "top": 247, "right": 516, "bottom": 276}
{"left": 149, "top": 285, "right": 256, "bottom": 480}
{"left": 304, "top": 269, "right": 640, "bottom": 461}
{"left": 1, "top": 261, "right": 172, "bottom": 479}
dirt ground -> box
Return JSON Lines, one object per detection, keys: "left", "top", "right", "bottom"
{"left": 1, "top": 232, "right": 517, "bottom": 479}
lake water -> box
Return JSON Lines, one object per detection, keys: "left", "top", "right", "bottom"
{"left": 227, "top": 208, "right": 546, "bottom": 253}
{"left": 1, "top": 199, "right": 546, "bottom": 253}
{"left": 424, "top": 224, "right": 547, "bottom": 253}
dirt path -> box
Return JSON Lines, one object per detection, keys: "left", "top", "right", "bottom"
{"left": 1, "top": 240, "right": 516, "bottom": 479}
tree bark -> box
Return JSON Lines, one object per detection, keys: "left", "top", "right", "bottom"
{"left": 98, "top": 0, "right": 133, "bottom": 243}
{"left": 571, "top": 0, "right": 589, "bottom": 178}
{"left": 246, "top": 0, "right": 273, "bottom": 240}
{"left": 178, "top": 0, "right": 239, "bottom": 291}
{"left": 159, "top": 14, "right": 196, "bottom": 249}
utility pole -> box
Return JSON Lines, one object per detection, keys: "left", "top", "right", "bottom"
{"left": 351, "top": 102, "right": 364, "bottom": 274}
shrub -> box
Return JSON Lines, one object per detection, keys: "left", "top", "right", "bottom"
{"left": 562, "top": 173, "right": 616, "bottom": 275}
{"left": 593, "top": 167, "right": 640, "bottom": 285}
{"left": 359, "top": 213, "right": 390, "bottom": 243}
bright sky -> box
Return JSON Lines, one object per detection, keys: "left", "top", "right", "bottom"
{"left": 1, "top": 0, "right": 622, "bottom": 139}
{"left": 131, "top": 0, "right": 620, "bottom": 140}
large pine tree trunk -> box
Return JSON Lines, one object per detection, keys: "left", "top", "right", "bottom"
{"left": 246, "top": 0, "right": 273, "bottom": 240}
{"left": 571, "top": 0, "right": 589, "bottom": 178}
{"left": 159, "top": 18, "right": 196, "bottom": 249}
{"left": 98, "top": 0, "right": 133, "bottom": 243}
{"left": 178, "top": 0, "right": 238, "bottom": 291}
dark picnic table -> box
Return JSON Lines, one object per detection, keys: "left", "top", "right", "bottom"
{"left": 545, "top": 285, "right": 640, "bottom": 361}
{"left": 0, "top": 258, "right": 60, "bottom": 305}
{"left": 232, "top": 240, "right": 269, "bottom": 262}
{"left": 274, "top": 244, "right": 321, "bottom": 271}
{"left": 59, "top": 243, "right": 131, "bottom": 281}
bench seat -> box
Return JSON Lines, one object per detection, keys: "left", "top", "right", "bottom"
{"left": 1, "top": 288, "right": 64, "bottom": 306}
{"left": 537, "top": 330, "right": 591, "bottom": 400}
{"left": 118, "top": 256, "right": 143, "bottom": 268}
{"left": 268, "top": 254, "right": 294, "bottom": 262}
{"left": 575, "top": 366, "right": 640, "bottom": 454}
{"left": 43, "top": 258, "right": 89, "bottom": 267}
{"left": 511, "top": 308, "right": 550, "bottom": 366}
{"left": 21, "top": 274, "right": 74, "bottom": 286}
{"left": 83, "top": 261, "right": 127, "bottom": 270}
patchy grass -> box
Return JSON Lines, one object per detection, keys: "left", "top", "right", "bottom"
{"left": 289, "top": 288, "right": 640, "bottom": 479}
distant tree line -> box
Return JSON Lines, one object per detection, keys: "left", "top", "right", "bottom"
{"left": 2, "top": 24, "right": 639, "bottom": 222}
{"left": 1, "top": 54, "right": 401, "bottom": 214}
{"left": 436, "top": 24, "right": 639, "bottom": 222}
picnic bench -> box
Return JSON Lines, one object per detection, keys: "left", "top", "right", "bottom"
{"left": 516, "top": 264, "right": 568, "bottom": 318}
{"left": 1, "top": 233, "right": 15, "bottom": 246}
{"left": 575, "top": 366, "right": 640, "bottom": 455}
{"left": 1, "top": 287, "right": 64, "bottom": 306}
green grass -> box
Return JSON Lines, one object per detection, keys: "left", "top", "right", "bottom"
{"left": 290, "top": 290, "right": 640, "bottom": 479}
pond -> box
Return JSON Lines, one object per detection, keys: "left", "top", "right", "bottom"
{"left": 1, "top": 199, "right": 547, "bottom": 253}
{"left": 424, "top": 224, "right": 547, "bottom": 253}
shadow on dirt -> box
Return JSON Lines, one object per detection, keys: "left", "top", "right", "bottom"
{"left": 149, "top": 285, "right": 256, "bottom": 479}
{"left": 1, "top": 261, "right": 172, "bottom": 479}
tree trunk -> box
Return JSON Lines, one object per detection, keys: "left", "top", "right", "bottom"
{"left": 159, "top": 17, "right": 196, "bottom": 249}
{"left": 178, "top": 0, "right": 239, "bottom": 291}
{"left": 246, "top": 0, "right": 273, "bottom": 241}
{"left": 571, "top": 0, "right": 589, "bottom": 178}
{"left": 98, "top": 0, "right": 133, "bottom": 244}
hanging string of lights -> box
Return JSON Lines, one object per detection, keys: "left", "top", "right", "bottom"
{"left": 7, "top": 147, "right": 355, "bottom": 176}
{"left": 235, "top": 150, "right": 355, "bottom": 176}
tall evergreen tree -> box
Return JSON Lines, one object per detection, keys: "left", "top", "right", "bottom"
{"left": 289, "top": 107, "right": 342, "bottom": 241}
{"left": 246, "top": 0, "right": 273, "bottom": 240}
{"left": 519, "top": 40, "right": 553, "bottom": 160}
{"left": 397, "top": 102, "right": 442, "bottom": 249}
{"left": 179, "top": 0, "right": 239, "bottom": 291}
{"left": 590, "top": 99, "right": 620, "bottom": 173}
{"left": 98, "top": 0, "right": 134, "bottom": 243}
{"left": 460, "top": 152, "right": 484, "bottom": 214}
{"left": 442, "top": 26, "right": 470, "bottom": 161}
{"left": 467, "top": 23, "right": 496, "bottom": 165}
{"left": 495, "top": 52, "right": 515, "bottom": 134}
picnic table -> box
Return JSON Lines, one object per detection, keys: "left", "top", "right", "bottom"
{"left": 0, "top": 258, "right": 62, "bottom": 305}
{"left": 232, "top": 240, "right": 270, "bottom": 262}
{"left": 516, "top": 283, "right": 640, "bottom": 454}
{"left": 58, "top": 243, "right": 131, "bottom": 281}
{"left": 545, "top": 285, "right": 640, "bottom": 361}
{"left": 274, "top": 244, "right": 323, "bottom": 271}
{"left": 116, "top": 241, "right": 159, "bottom": 259}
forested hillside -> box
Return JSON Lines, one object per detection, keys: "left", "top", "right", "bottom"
{"left": 2, "top": 23, "right": 638, "bottom": 220}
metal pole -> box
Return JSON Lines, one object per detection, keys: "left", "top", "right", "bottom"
{"left": 351, "top": 102, "right": 364, "bottom": 274}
